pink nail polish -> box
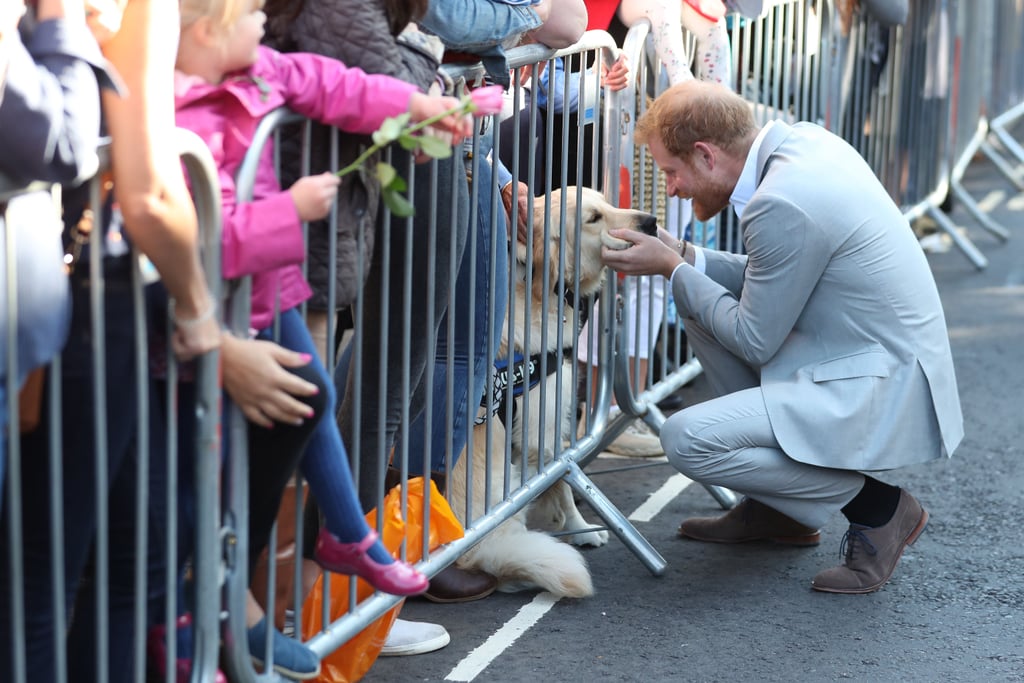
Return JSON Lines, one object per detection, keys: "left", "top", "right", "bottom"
{"left": 299, "top": 353, "right": 312, "bottom": 363}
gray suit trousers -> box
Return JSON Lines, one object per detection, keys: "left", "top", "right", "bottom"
{"left": 661, "top": 321, "right": 865, "bottom": 528}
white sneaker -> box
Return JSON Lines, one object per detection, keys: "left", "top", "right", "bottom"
{"left": 606, "top": 420, "right": 664, "bottom": 457}
{"left": 282, "top": 609, "right": 296, "bottom": 638}
{"left": 379, "top": 619, "right": 451, "bottom": 657}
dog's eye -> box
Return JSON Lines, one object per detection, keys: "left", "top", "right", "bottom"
{"left": 586, "top": 211, "right": 602, "bottom": 224}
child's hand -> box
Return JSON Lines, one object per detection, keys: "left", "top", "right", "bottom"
{"left": 289, "top": 173, "right": 340, "bottom": 222}
{"left": 602, "top": 55, "right": 630, "bottom": 92}
{"left": 408, "top": 92, "right": 473, "bottom": 144}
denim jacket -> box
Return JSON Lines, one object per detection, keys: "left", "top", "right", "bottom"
{"left": 419, "top": 0, "right": 543, "bottom": 87}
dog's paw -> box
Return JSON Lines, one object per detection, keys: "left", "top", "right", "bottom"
{"left": 571, "top": 527, "right": 610, "bottom": 547}
{"left": 601, "top": 232, "right": 633, "bottom": 250}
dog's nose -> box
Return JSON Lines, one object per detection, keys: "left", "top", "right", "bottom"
{"left": 638, "top": 214, "right": 658, "bottom": 236}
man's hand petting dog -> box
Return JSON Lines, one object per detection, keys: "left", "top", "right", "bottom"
{"left": 602, "top": 226, "right": 686, "bottom": 279}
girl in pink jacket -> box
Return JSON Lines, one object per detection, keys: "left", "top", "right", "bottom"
{"left": 175, "top": 0, "right": 478, "bottom": 676}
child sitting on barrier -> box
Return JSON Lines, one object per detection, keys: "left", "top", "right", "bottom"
{"left": 619, "top": 0, "right": 733, "bottom": 86}
{"left": 174, "top": 0, "right": 485, "bottom": 676}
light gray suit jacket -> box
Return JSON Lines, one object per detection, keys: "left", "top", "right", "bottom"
{"left": 671, "top": 122, "right": 963, "bottom": 471}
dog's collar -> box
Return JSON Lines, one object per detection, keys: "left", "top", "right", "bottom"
{"left": 476, "top": 349, "right": 572, "bottom": 427}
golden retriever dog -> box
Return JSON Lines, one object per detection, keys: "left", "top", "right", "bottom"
{"left": 447, "top": 187, "right": 657, "bottom": 598}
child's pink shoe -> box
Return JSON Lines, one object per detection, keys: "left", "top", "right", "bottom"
{"left": 147, "top": 614, "right": 228, "bottom": 683}
{"left": 313, "top": 529, "right": 429, "bottom": 596}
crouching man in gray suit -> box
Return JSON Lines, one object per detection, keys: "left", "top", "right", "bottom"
{"left": 602, "top": 80, "right": 963, "bottom": 594}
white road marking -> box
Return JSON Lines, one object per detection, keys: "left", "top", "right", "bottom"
{"left": 976, "top": 189, "right": 1006, "bottom": 213}
{"left": 1007, "top": 193, "right": 1024, "bottom": 211}
{"left": 628, "top": 473, "right": 693, "bottom": 522}
{"left": 445, "top": 593, "right": 560, "bottom": 682}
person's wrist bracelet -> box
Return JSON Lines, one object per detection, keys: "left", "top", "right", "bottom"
{"left": 677, "top": 239, "right": 689, "bottom": 261}
{"left": 172, "top": 297, "right": 216, "bottom": 330}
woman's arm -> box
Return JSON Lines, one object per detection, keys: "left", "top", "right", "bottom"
{"left": 101, "top": 0, "right": 219, "bottom": 359}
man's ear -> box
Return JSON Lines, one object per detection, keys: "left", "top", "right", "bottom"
{"left": 693, "top": 141, "right": 716, "bottom": 172}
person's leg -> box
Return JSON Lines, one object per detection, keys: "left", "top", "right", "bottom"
{"left": 276, "top": 310, "right": 426, "bottom": 598}
{"left": 685, "top": 13, "right": 733, "bottom": 86}
{"left": 304, "top": 310, "right": 334, "bottom": 368}
{"left": 405, "top": 154, "right": 509, "bottom": 479}
{"left": 0, "top": 272, "right": 138, "bottom": 683}
{"left": 276, "top": 311, "right": 374, "bottom": 548}
{"left": 620, "top": 0, "right": 696, "bottom": 86}
{"left": 664, "top": 318, "right": 863, "bottom": 529}
{"left": 679, "top": 316, "right": 760, "bottom": 395}
{"left": 335, "top": 152, "right": 470, "bottom": 514}
{"left": 243, "top": 359, "right": 327, "bottom": 576}
{"left": 661, "top": 385, "right": 864, "bottom": 529}
{"left": 67, "top": 379, "right": 165, "bottom": 683}
{"left": 0, "top": 386, "right": 6, "bottom": 513}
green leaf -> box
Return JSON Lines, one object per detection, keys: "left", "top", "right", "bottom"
{"left": 398, "top": 133, "right": 421, "bottom": 152}
{"left": 418, "top": 134, "right": 453, "bottom": 160}
{"left": 374, "top": 162, "right": 397, "bottom": 187}
{"left": 382, "top": 188, "right": 415, "bottom": 217}
{"left": 371, "top": 113, "right": 410, "bottom": 146}
{"left": 389, "top": 174, "right": 407, "bottom": 192}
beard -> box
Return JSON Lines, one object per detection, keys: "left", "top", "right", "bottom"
{"left": 690, "top": 179, "right": 732, "bottom": 222}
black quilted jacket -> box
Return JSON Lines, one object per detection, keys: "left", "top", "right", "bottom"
{"left": 263, "top": 0, "right": 440, "bottom": 310}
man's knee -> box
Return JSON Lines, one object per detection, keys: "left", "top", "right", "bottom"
{"left": 660, "top": 412, "right": 706, "bottom": 477}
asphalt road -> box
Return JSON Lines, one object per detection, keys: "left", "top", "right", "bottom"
{"left": 367, "top": 152, "right": 1024, "bottom": 683}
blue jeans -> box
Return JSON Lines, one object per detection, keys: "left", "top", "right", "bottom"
{"left": 0, "top": 262, "right": 169, "bottom": 683}
{"left": 419, "top": 0, "right": 541, "bottom": 52}
{"left": 404, "top": 135, "right": 510, "bottom": 477}
{"left": 417, "top": 0, "right": 542, "bottom": 85}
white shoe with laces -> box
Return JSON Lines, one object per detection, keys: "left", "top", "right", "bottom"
{"left": 379, "top": 619, "right": 451, "bottom": 657}
{"left": 606, "top": 420, "right": 664, "bottom": 457}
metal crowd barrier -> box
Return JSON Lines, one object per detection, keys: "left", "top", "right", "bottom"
{"left": 1, "top": 129, "right": 222, "bottom": 683}
{"left": 221, "top": 30, "right": 679, "bottom": 678}
{"left": 1, "top": 4, "right": 1019, "bottom": 678}
{"left": 832, "top": 0, "right": 1020, "bottom": 270}
{"left": 984, "top": 0, "right": 1024, "bottom": 188}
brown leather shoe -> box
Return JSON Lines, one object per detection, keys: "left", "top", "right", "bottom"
{"left": 811, "top": 489, "right": 928, "bottom": 594}
{"left": 421, "top": 565, "right": 498, "bottom": 604}
{"left": 678, "top": 497, "right": 821, "bottom": 546}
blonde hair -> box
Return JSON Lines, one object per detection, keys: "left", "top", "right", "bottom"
{"left": 180, "top": 0, "right": 263, "bottom": 30}
{"left": 635, "top": 81, "right": 757, "bottom": 162}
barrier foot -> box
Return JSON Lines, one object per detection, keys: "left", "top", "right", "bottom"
{"left": 562, "top": 461, "right": 667, "bottom": 576}
{"left": 951, "top": 181, "right": 1011, "bottom": 242}
{"left": 925, "top": 205, "right": 988, "bottom": 270}
{"left": 990, "top": 120, "right": 1024, "bottom": 168}
{"left": 979, "top": 139, "right": 1024, "bottom": 193}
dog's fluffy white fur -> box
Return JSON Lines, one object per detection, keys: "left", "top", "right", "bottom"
{"left": 447, "top": 187, "right": 656, "bottom": 598}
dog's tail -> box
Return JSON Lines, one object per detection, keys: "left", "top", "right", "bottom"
{"left": 457, "top": 519, "right": 594, "bottom": 598}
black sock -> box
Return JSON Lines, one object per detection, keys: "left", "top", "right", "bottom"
{"left": 841, "top": 476, "right": 901, "bottom": 527}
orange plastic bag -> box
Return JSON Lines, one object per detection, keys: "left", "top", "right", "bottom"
{"left": 301, "top": 478, "right": 464, "bottom": 683}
